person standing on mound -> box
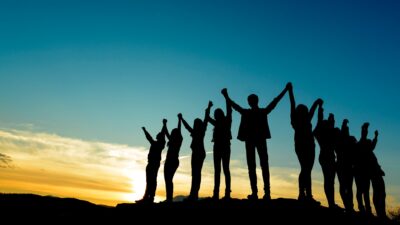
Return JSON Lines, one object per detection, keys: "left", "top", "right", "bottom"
{"left": 288, "top": 83, "right": 322, "bottom": 204}
{"left": 137, "top": 119, "right": 167, "bottom": 203}
{"left": 207, "top": 89, "right": 233, "bottom": 200}
{"left": 163, "top": 114, "right": 183, "bottom": 202}
{"left": 222, "top": 83, "right": 290, "bottom": 201}
{"left": 181, "top": 101, "right": 212, "bottom": 201}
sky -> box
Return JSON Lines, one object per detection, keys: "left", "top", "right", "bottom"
{"left": 0, "top": 0, "right": 399, "bottom": 209}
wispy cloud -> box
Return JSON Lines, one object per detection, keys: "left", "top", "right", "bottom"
{"left": 0, "top": 153, "right": 13, "bottom": 168}
{"left": 1, "top": 128, "right": 398, "bottom": 210}
{"left": 0, "top": 128, "right": 149, "bottom": 205}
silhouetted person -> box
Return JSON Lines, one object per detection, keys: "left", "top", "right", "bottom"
{"left": 181, "top": 101, "right": 212, "bottom": 201}
{"left": 336, "top": 119, "right": 356, "bottom": 213}
{"left": 207, "top": 89, "right": 232, "bottom": 200}
{"left": 163, "top": 114, "right": 183, "bottom": 202}
{"left": 222, "top": 84, "right": 289, "bottom": 200}
{"left": 356, "top": 124, "right": 386, "bottom": 218}
{"left": 288, "top": 83, "right": 322, "bottom": 203}
{"left": 355, "top": 122, "right": 374, "bottom": 216}
{"left": 369, "top": 130, "right": 387, "bottom": 219}
{"left": 137, "top": 120, "right": 167, "bottom": 203}
{"left": 314, "top": 105, "right": 337, "bottom": 208}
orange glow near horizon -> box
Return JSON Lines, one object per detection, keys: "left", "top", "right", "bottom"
{"left": 0, "top": 128, "right": 399, "bottom": 210}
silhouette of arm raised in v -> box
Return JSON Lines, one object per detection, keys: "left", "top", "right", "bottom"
{"left": 204, "top": 101, "right": 213, "bottom": 128}
{"left": 163, "top": 119, "right": 170, "bottom": 140}
{"left": 372, "top": 130, "right": 379, "bottom": 151}
{"left": 225, "top": 89, "right": 233, "bottom": 121}
{"left": 181, "top": 116, "right": 193, "bottom": 134}
{"left": 206, "top": 108, "right": 216, "bottom": 127}
{"left": 222, "top": 88, "right": 245, "bottom": 114}
{"left": 288, "top": 83, "right": 296, "bottom": 124}
{"left": 264, "top": 83, "right": 290, "bottom": 114}
{"left": 288, "top": 83, "right": 322, "bottom": 122}
{"left": 142, "top": 127, "right": 155, "bottom": 145}
{"left": 177, "top": 113, "right": 182, "bottom": 132}
{"left": 309, "top": 99, "right": 323, "bottom": 121}
{"left": 317, "top": 104, "right": 324, "bottom": 124}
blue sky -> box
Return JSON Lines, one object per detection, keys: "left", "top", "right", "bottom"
{"left": 0, "top": 0, "right": 399, "bottom": 204}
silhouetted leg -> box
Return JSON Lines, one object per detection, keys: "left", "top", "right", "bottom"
{"left": 256, "top": 140, "right": 270, "bottom": 199}
{"left": 190, "top": 150, "right": 205, "bottom": 199}
{"left": 189, "top": 154, "right": 196, "bottom": 198}
{"left": 213, "top": 146, "right": 222, "bottom": 199}
{"left": 304, "top": 145, "right": 315, "bottom": 199}
{"left": 372, "top": 176, "right": 387, "bottom": 219}
{"left": 197, "top": 152, "right": 206, "bottom": 197}
{"left": 296, "top": 148, "right": 306, "bottom": 200}
{"left": 148, "top": 163, "right": 160, "bottom": 201}
{"left": 364, "top": 179, "right": 372, "bottom": 215}
{"left": 355, "top": 175, "right": 365, "bottom": 213}
{"left": 337, "top": 168, "right": 347, "bottom": 207}
{"left": 347, "top": 175, "right": 354, "bottom": 211}
{"left": 143, "top": 164, "right": 151, "bottom": 199}
{"left": 342, "top": 169, "right": 354, "bottom": 212}
{"left": 246, "top": 141, "right": 258, "bottom": 197}
{"left": 320, "top": 156, "right": 336, "bottom": 207}
{"left": 164, "top": 160, "right": 179, "bottom": 202}
{"left": 222, "top": 144, "right": 231, "bottom": 198}
{"left": 164, "top": 163, "right": 173, "bottom": 201}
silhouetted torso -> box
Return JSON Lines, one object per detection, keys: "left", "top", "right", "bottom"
{"left": 314, "top": 120, "right": 335, "bottom": 160}
{"left": 148, "top": 141, "right": 165, "bottom": 163}
{"left": 291, "top": 114, "right": 315, "bottom": 149}
{"left": 166, "top": 136, "right": 183, "bottom": 162}
{"left": 238, "top": 108, "right": 271, "bottom": 142}
{"left": 212, "top": 116, "right": 232, "bottom": 144}
{"left": 190, "top": 124, "right": 207, "bottom": 154}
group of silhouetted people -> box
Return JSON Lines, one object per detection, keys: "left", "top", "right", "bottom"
{"left": 137, "top": 82, "right": 387, "bottom": 219}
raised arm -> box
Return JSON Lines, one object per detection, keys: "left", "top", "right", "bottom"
{"left": 265, "top": 83, "right": 290, "bottom": 114}
{"left": 226, "top": 94, "right": 232, "bottom": 121}
{"left": 317, "top": 105, "right": 324, "bottom": 124}
{"left": 207, "top": 113, "right": 216, "bottom": 126}
{"left": 181, "top": 115, "right": 193, "bottom": 134}
{"left": 372, "top": 130, "right": 378, "bottom": 151}
{"left": 162, "top": 119, "right": 170, "bottom": 140}
{"left": 309, "top": 98, "right": 323, "bottom": 121}
{"left": 142, "top": 127, "right": 155, "bottom": 145}
{"left": 177, "top": 113, "right": 182, "bottom": 132}
{"left": 288, "top": 83, "right": 296, "bottom": 120}
{"left": 222, "top": 88, "right": 245, "bottom": 114}
{"left": 204, "top": 101, "right": 213, "bottom": 128}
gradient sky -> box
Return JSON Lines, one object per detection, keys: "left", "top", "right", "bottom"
{"left": 0, "top": 0, "right": 399, "bottom": 208}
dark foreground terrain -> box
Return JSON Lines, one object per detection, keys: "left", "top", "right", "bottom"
{"left": 0, "top": 193, "right": 397, "bottom": 224}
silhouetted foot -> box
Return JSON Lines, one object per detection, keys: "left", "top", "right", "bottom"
{"left": 329, "top": 204, "right": 343, "bottom": 211}
{"left": 163, "top": 199, "right": 173, "bottom": 204}
{"left": 135, "top": 197, "right": 154, "bottom": 204}
{"left": 298, "top": 194, "right": 306, "bottom": 201}
{"left": 344, "top": 208, "right": 355, "bottom": 214}
{"left": 306, "top": 197, "right": 320, "bottom": 205}
{"left": 247, "top": 194, "right": 258, "bottom": 201}
{"left": 212, "top": 195, "right": 219, "bottom": 201}
{"left": 263, "top": 194, "right": 271, "bottom": 202}
{"left": 184, "top": 196, "right": 198, "bottom": 202}
{"left": 221, "top": 195, "right": 231, "bottom": 201}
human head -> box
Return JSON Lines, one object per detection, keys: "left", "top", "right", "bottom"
{"left": 295, "top": 104, "right": 309, "bottom": 119}
{"left": 247, "top": 94, "right": 259, "bottom": 109}
{"left": 193, "top": 118, "right": 202, "bottom": 130}
{"left": 156, "top": 132, "right": 165, "bottom": 142}
{"left": 214, "top": 108, "right": 225, "bottom": 121}
{"left": 170, "top": 128, "right": 182, "bottom": 140}
{"left": 342, "top": 119, "right": 350, "bottom": 136}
